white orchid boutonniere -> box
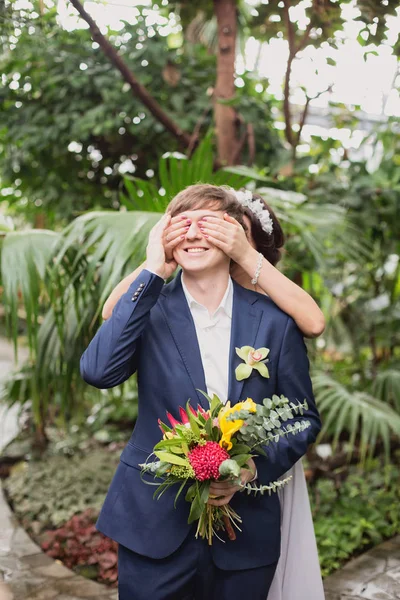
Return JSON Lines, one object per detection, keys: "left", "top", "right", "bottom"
{"left": 235, "top": 346, "right": 270, "bottom": 381}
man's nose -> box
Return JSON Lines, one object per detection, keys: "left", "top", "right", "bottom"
{"left": 186, "top": 221, "right": 203, "bottom": 239}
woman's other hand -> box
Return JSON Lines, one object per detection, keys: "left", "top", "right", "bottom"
{"left": 146, "top": 215, "right": 178, "bottom": 279}
{"left": 163, "top": 214, "right": 191, "bottom": 260}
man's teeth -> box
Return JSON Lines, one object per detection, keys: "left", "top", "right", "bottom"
{"left": 187, "top": 248, "right": 206, "bottom": 253}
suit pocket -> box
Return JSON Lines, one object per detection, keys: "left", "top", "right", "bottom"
{"left": 120, "top": 441, "right": 152, "bottom": 470}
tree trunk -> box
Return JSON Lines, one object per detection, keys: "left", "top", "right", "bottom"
{"left": 213, "top": 0, "right": 238, "bottom": 166}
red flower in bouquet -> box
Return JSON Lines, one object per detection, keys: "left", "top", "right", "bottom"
{"left": 188, "top": 442, "right": 229, "bottom": 481}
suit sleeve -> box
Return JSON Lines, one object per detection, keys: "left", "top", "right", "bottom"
{"left": 80, "top": 269, "right": 164, "bottom": 389}
{"left": 260, "top": 316, "right": 322, "bottom": 483}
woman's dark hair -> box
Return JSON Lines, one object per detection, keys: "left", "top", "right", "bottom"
{"left": 243, "top": 193, "right": 285, "bottom": 267}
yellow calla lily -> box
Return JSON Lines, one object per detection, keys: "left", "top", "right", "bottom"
{"left": 219, "top": 398, "right": 257, "bottom": 450}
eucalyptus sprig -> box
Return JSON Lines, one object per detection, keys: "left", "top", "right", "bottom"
{"left": 226, "top": 394, "right": 310, "bottom": 451}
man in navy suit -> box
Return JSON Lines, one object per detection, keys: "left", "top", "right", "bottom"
{"left": 81, "top": 185, "right": 321, "bottom": 599}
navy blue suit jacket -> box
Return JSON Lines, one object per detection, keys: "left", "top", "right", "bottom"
{"left": 80, "top": 269, "right": 321, "bottom": 570}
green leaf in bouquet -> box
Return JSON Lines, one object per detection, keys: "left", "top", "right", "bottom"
{"left": 205, "top": 415, "right": 213, "bottom": 437}
{"left": 188, "top": 481, "right": 210, "bottom": 524}
{"left": 154, "top": 438, "right": 183, "bottom": 451}
{"left": 185, "top": 483, "right": 196, "bottom": 502}
{"left": 272, "top": 394, "right": 286, "bottom": 406}
{"left": 156, "top": 462, "right": 171, "bottom": 477}
{"left": 158, "top": 419, "right": 173, "bottom": 433}
{"left": 174, "top": 479, "right": 189, "bottom": 508}
{"left": 219, "top": 459, "right": 241, "bottom": 478}
{"left": 168, "top": 446, "right": 186, "bottom": 455}
{"left": 235, "top": 363, "right": 252, "bottom": 381}
{"left": 200, "top": 481, "right": 210, "bottom": 504}
{"left": 154, "top": 451, "right": 188, "bottom": 466}
{"left": 253, "top": 362, "right": 270, "bottom": 378}
{"left": 186, "top": 400, "right": 200, "bottom": 436}
{"left": 154, "top": 480, "right": 175, "bottom": 500}
{"left": 212, "top": 426, "right": 220, "bottom": 441}
{"left": 230, "top": 443, "right": 251, "bottom": 456}
{"left": 263, "top": 398, "right": 273, "bottom": 409}
{"left": 210, "top": 393, "right": 223, "bottom": 417}
{"left": 197, "top": 389, "right": 213, "bottom": 406}
{"left": 232, "top": 454, "right": 252, "bottom": 467}
{"left": 252, "top": 445, "right": 267, "bottom": 457}
{"left": 262, "top": 417, "right": 274, "bottom": 431}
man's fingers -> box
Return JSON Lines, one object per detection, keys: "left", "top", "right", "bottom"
{"left": 209, "top": 483, "right": 240, "bottom": 496}
{"left": 207, "top": 493, "right": 235, "bottom": 507}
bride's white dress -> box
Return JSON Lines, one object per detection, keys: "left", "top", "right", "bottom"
{"left": 267, "top": 459, "right": 325, "bottom": 600}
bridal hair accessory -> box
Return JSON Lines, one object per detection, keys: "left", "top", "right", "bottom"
{"left": 232, "top": 189, "right": 274, "bottom": 235}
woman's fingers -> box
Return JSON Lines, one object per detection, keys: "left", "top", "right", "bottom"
{"left": 199, "top": 216, "right": 235, "bottom": 233}
{"left": 149, "top": 214, "right": 171, "bottom": 241}
{"left": 164, "top": 225, "right": 189, "bottom": 244}
{"left": 199, "top": 227, "right": 229, "bottom": 243}
{"left": 223, "top": 213, "right": 240, "bottom": 225}
{"left": 199, "top": 214, "right": 249, "bottom": 262}
{"left": 163, "top": 223, "right": 188, "bottom": 260}
{"left": 166, "top": 215, "right": 191, "bottom": 233}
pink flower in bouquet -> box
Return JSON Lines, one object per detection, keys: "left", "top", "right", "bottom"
{"left": 188, "top": 442, "right": 229, "bottom": 481}
{"left": 163, "top": 404, "right": 210, "bottom": 432}
{"left": 197, "top": 405, "right": 210, "bottom": 420}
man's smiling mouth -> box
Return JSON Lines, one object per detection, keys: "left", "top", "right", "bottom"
{"left": 184, "top": 247, "right": 209, "bottom": 254}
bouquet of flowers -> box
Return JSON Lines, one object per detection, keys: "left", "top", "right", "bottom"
{"left": 140, "top": 392, "right": 310, "bottom": 544}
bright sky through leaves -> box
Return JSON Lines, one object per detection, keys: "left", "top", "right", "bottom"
{"left": 55, "top": 0, "right": 400, "bottom": 120}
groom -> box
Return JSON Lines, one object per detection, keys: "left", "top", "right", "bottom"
{"left": 80, "top": 184, "right": 321, "bottom": 600}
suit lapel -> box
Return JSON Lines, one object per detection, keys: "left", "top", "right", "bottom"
{"left": 159, "top": 272, "right": 208, "bottom": 409}
{"left": 228, "top": 282, "right": 263, "bottom": 405}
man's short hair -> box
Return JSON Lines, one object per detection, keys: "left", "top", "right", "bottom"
{"left": 167, "top": 184, "right": 246, "bottom": 228}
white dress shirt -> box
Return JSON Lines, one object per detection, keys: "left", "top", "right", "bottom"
{"left": 181, "top": 276, "right": 233, "bottom": 405}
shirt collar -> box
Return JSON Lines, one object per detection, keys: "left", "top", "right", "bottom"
{"left": 181, "top": 276, "right": 233, "bottom": 319}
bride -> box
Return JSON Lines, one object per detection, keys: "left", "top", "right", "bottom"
{"left": 101, "top": 190, "right": 326, "bottom": 600}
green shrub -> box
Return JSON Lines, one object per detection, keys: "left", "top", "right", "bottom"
{"left": 4, "top": 449, "right": 120, "bottom": 533}
{"left": 311, "top": 460, "right": 400, "bottom": 577}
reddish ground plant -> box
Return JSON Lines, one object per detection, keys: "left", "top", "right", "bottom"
{"left": 40, "top": 509, "right": 118, "bottom": 586}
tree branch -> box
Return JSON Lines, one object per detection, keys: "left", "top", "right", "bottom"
{"left": 295, "top": 19, "right": 313, "bottom": 54}
{"left": 295, "top": 85, "right": 332, "bottom": 150}
{"left": 283, "top": 0, "right": 295, "bottom": 56}
{"left": 294, "top": 96, "right": 311, "bottom": 154}
{"left": 68, "top": 0, "right": 191, "bottom": 149}
{"left": 246, "top": 123, "right": 255, "bottom": 166}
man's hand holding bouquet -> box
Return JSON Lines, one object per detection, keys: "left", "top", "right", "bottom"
{"left": 140, "top": 385, "right": 311, "bottom": 544}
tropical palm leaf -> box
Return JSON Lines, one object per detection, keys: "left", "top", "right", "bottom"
{"left": 120, "top": 135, "right": 252, "bottom": 212}
{"left": 55, "top": 210, "right": 161, "bottom": 323}
{"left": 372, "top": 369, "right": 400, "bottom": 412}
{"left": 255, "top": 186, "right": 371, "bottom": 267}
{"left": 313, "top": 372, "right": 400, "bottom": 462}
{"left": 1, "top": 230, "right": 59, "bottom": 357}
